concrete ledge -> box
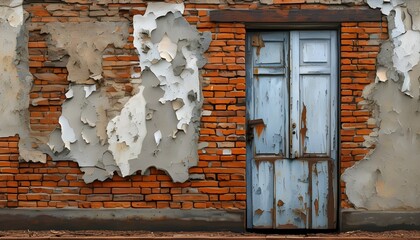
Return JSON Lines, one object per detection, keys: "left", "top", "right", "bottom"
{"left": 0, "top": 208, "right": 245, "bottom": 232}
{"left": 341, "top": 210, "right": 420, "bottom": 231}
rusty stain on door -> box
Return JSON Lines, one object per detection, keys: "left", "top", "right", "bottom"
{"left": 246, "top": 31, "right": 338, "bottom": 230}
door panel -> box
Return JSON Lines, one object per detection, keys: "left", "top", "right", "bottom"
{"left": 253, "top": 75, "right": 287, "bottom": 155}
{"left": 311, "top": 160, "right": 331, "bottom": 229}
{"left": 300, "top": 75, "right": 330, "bottom": 156}
{"left": 247, "top": 30, "right": 337, "bottom": 230}
{"left": 250, "top": 32, "right": 289, "bottom": 157}
{"left": 275, "top": 160, "right": 310, "bottom": 229}
{"left": 251, "top": 160, "right": 274, "bottom": 228}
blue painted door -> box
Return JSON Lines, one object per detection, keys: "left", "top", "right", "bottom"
{"left": 246, "top": 31, "right": 338, "bottom": 229}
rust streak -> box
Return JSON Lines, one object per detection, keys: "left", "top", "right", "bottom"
{"left": 252, "top": 34, "right": 265, "bottom": 56}
{"left": 293, "top": 208, "right": 307, "bottom": 227}
{"left": 300, "top": 104, "right": 307, "bottom": 152}
{"left": 277, "top": 223, "right": 299, "bottom": 229}
{"left": 255, "top": 208, "right": 264, "bottom": 215}
{"left": 255, "top": 124, "right": 265, "bottom": 137}
{"left": 298, "top": 195, "right": 303, "bottom": 202}
{"left": 314, "top": 198, "right": 319, "bottom": 217}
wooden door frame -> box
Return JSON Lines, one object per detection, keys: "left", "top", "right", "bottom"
{"left": 245, "top": 27, "right": 340, "bottom": 231}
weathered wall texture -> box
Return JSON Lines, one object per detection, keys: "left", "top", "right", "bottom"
{"left": 0, "top": 0, "right": 45, "bottom": 163}
{"left": 1, "top": 0, "right": 417, "bottom": 215}
{"left": 342, "top": 0, "right": 420, "bottom": 210}
{"left": 38, "top": 22, "right": 130, "bottom": 183}
{"left": 0, "top": 0, "right": 27, "bottom": 138}
{"left": 107, "top": 3, "right": 211, "bottom": 182}
{"left": 4, "top": 2, "right": 210, "bottom": 183}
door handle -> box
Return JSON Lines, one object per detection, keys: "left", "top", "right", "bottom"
{"left": 248, "top": 119, "right": 265, "bottom": 127}
{"left": 247, "top": 119, "right": 265, "bottom": 141}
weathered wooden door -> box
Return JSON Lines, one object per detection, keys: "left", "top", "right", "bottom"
{"left": 246, "top": 31, "right": 337, "bottom": 229}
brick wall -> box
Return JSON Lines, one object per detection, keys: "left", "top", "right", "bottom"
{"left": 340, "top": 21, "right": 388, "bottom": 208}
{"left": 0, "top": 1, "right": 386, "bottom": 210}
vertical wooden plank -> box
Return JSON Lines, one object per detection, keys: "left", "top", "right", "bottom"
{"left": 245, "top": 32, "right": 254, "bottom": 229}
{"left": 251, "top": 32, "right": 288, "bottom": 156}
{"left": 311, "top": 160, "right": 330, "bottom": 229}
{"left": 290, "top": 31, "right": 300, "bottom": 159}
{"left": 300, "top": 75, "right": 330, "bottom": 155}
{"left": 253, "top": 75, "right": 287, "bottom": 155}
{"left": 252, "top": 160, "right": 274, "bottom": 228}
{"left": 329, "top": 31, "right": 338, "bottom": 227}
{"left": 275, "top": 160, "right": 310, "bottom": 229}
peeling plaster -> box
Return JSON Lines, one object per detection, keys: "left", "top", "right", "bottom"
{"left": 106, "top": 2, "right": 211, "bottom": 182}
{"left": 343, "top": 0, "right": 420, "bottom": 210}
{"left": 43, "top": 85, "right": 119, "bottom": 183}
{"left": 27, "top": 22, "right": 132, "bottom": 182}
{"left": 33, "top": 3, "right": 210, "bottom": 183}
{"left": 0, "top": 0, "right": 46, "bottom": 162}
{"left": 41, "top": 22, "right": 129, "bottom": 84}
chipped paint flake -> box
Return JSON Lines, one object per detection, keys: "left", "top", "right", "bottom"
{"left": 154, "top": 130, "right": 162, "bottom": 146}
{"left": 84, "top": 85, "right": 97, "bottom": 98}
{"left": 158, "top": 34, "right": 177, "bottom": 62}
{"left": 107, "top": 86, "right": 147, "bottom": 177}
{"left": 59, "top": 116, "right": 77, "bottom": 150}
{"left": 65, "top": 88, "right": 74, "bottom": 99}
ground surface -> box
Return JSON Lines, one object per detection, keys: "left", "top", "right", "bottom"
{"left": 0, "top": 230, "right": 420, "bottom": 239}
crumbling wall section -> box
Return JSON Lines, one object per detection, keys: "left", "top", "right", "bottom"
{"left": 0, "top": 0, "right": 45, "bottom": 163}
{"left": 37, "top": 22, "right": 130, "bottom": 183}
{"left": 0, "top": 0, "right": 390, "bottom": 210}
{"left": 28, "top": 3, "right": 211, "bottom": 183}
{"left": 106, "top": 3, "right": 211, "bottom": 182}
{"left": 342, "top": 0, "right": 420, "bottom": 210}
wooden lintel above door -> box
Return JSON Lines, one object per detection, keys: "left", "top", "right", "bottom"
{"left": 210, "top": 9, "right": 383, "bottom": 23}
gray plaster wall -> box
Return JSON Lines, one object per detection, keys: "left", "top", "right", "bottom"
{"left": 342, "top": 0, "right": 420, "bottom": 210}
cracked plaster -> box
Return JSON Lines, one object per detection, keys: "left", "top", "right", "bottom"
{"left": 342, "top": 0, "right": 420, "bottom": 210}
{"left": 106, "top": 3, "right": 211, "bottom": 182}
{"left": 0, "top": 0, "right": 45, "bottom": 162}
{"left": 31, "top": 3, "right": 210, "bottom": 183}
{"left": 41, "top": 22, "right": 129, "bottom": 84}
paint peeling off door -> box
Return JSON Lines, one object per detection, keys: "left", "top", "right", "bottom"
{"left": 246, "top": 31, "right": 337, "bottom": 230}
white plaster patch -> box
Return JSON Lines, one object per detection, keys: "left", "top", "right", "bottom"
{"left": 376, "top": 67, "right": 388, "bottom": 82}
{"left": 158, "top": 34, "right": 177, "bottom": 62}
{"left": 154, "top": 130, "right": 162, "bottom": 146}
{"left": 84, "top": 84, "right": 97, "bottom": 98}
{"left": 65, "top": 88, "right": 74, "bottom": 99}
{"left": 107, "top": 86, "right": 148, "bottom": 177}
{"left": 59, "top": 116, "right": 77, "bottom": 150}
